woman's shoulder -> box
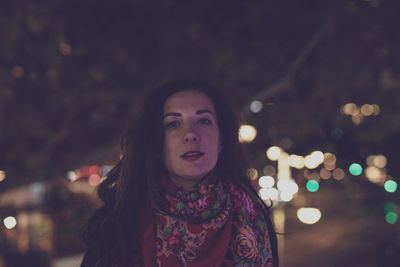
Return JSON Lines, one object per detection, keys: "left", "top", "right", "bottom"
{"left": 80, "top": 250, "right": 98, "bottom": 267}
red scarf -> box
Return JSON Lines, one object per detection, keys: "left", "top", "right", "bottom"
{"left": 139, "top": 173, "right": 274, "bottom": 266}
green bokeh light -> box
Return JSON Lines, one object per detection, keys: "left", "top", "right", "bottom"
{"left": 385, "top": 211, "right": 398, "bottom": 224}
{"left": 306, "top": 179, "right": 319, "bottom": 192}
{"left": 384, "top": 180, "right": 398, "bottom": 193}
{"left": 349, "top": 163, "right": 363, "bottom": 176}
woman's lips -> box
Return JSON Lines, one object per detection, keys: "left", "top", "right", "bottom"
{"left": 181, "top": 151, "right": 205, "bottom": 161}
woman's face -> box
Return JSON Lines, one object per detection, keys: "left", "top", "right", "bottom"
{"left": 163, "top": 90, "right": 221, "bottom": 188}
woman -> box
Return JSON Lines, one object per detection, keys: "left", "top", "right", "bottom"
{"left": 81, "top": 80, "right": 278, "bottom": 266}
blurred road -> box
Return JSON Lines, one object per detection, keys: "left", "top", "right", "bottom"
{"left": 53, "top": 254, "right": 83, "bottom": 267}
{"left": 281, "top": 189, "right": 399, "bottom": 267}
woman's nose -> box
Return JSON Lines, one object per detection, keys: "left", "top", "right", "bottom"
{"left": 184, "top": 132, "right": 199, "bottom": 143}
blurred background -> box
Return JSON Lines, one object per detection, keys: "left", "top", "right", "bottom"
{"left": 1, "top": 0, "right": 399, "bottom": 266}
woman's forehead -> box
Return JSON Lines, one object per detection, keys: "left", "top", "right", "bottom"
{"left": 163, "top": 90, "right": 216, "bottom": 114}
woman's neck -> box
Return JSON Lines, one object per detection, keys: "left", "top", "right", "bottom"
{"left": 168, "top": 174, "right": 202, "bottom": 189}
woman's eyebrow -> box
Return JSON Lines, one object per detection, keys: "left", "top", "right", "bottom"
{"left": 196, "top": 109, "right": 214, "bottom": 115}
{"left": 163, "top": 112, "right": 181, "bottom": 118}
{"left": 163, "top": 109, "right": 213, "bottom": 118}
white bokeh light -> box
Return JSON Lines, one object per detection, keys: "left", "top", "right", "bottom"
{"left": 250, "top": 100, "right": 263, "bottom": 113}
{"left": 4, "top": 216, "right": 17, "bottom": 229}
{"left": 277, "top": 178, "right": 299, "bottom": 195}
{"left": 239, "top": 125, "right": 257, "bottom": 143}
{"left": 67, "top": 171, "right": 77, "bottom": 181}
{"left": 280, "top": 191, "right": 294, "bottom": 202}
{"left": 259, "top": 188, "right": 269, "bottom": 200}
{"left": 297, "top": 208, "right": 322, "bottom": 224}
{"left": 288, "top": 155, "right": 305, "bottom": 169}
{"left": 258, "top": 176, "right": 275, "bottom": 188}
{"left": 266, "top": 146, "right": 281, "bottom": 161}
{"left": 266, "top": 188, "right": 279, "bottom": 200}
{"left": 259, "top": 188, "right": 279, "bottom": 201}
{"left": 304, "top": 151, "right": 324, "bottom": 169}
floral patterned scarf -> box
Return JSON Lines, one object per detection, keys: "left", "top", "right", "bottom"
{"left": 139, "top": 173, "right": 274, "bottom": 267}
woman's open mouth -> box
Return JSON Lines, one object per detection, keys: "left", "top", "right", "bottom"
{"left": 180, "top": 151, "right": 205, "bottom": 161}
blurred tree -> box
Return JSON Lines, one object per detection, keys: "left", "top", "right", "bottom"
{"left": 0, "top": 0, "right": 399, "bottom": 191}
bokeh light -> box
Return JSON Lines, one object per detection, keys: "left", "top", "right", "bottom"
{"left": 304, "top": 151, "right": 324, "bottom": 169}
{"left": 352, "top": 114, "right": 363, "bottom": 125}
{"left": 324, "top": 162, "right": 336, "bottom": 171}
{"left": 365, "top": 166, "right": 385, "bottom": 183}
{"left": 373, "top": 155, "right": 387, "bottom": 168}
{"left": 333, "top": 168, "right": 345, "bottom": 180}
{"left": 312, "top": 151, "right": 324, "bottom": 164}
{"left": 239, "top": 124, "right": 257, "bottom": 143}
{"left": 324, "top": 153, "right": 336, "bottom": 165}
{"left": 277, "top": 178, "right": 299, "bottom": 195}
{"left": 263, "top": 165, "right": 276, "bottom": 176}
{"left": 366, "top": 155, "right": 375, "bottom": 166}
{"left": 372, "top": 104, "right": 380, "bottom": 115}
{"left": 280, "top": 191, "right": 294, "bottom": 202}
{"left": 360, "top": 104, "right": 374, "bottom": 116}
{"left": 385, "top": 212, "right": 398, "bottom": 224}
{"left": 288, "top": 155, "right": 305, "bottom": 169}
{"left": 259, "top": 188, "right": 279, "bottom": 201}
{"left": 306, "top": 179, "right": 319, "bottom": 192}
{"left": 320, "top": 168, "right": 332, "bottom": 180}
{"left": 0, "top": 170, "right": 5, "bottom": 182}
{"left": 3, "top": 216, "right": 17, "bottom": 229}
{"left": 67, "top": 171, "right": 77, "bottom": 182}
{"left": 349, "top": 163, "right": 363, "bottom": 176}
{"left": 250, "top": 100, "right": 263, "bottom": 113}
{"left": 79, "top": 165, "right": 100, "bottom": 177}
{"left": 342, "top": 103, "right": 358, "bottom": 115}
{"left": 259, "top": 188, "right": 268, "bottom": 200}
{"left": 297, "top": 208, "right": 322, "bottom": 224}
{"left": 266, "top": 146, "right": 281, "bottom": 161}
{"left": 247, "top": 168, "right": 258, "bottom": 180}
{"left": 259, "top": 176, "right": 275, "bottom": 188}
{"left": 89, "top": 165, "right": 101, "bottom": 175}
{"left": 384, "top": 180, "right": 398, "bottom": 193}
{"left": 88, "top": 174, "right": 102, "bottom": 186}
{"left": 342, "top": 103, "right": 380, "bottom": 125}
{"left": 266, "top": 188, "right": 279, "bottom": 200}
{"left": 304, "top": 156, "right": 316, "bottom": 169}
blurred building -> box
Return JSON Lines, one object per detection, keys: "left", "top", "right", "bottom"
{"left": 0, "top": 170, "right": 102, "bottom": 267}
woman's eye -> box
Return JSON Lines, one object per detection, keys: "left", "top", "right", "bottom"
{"left": 198, "top": 118, "right": 212, "bottom": 125}
{"left": 165, "top": 121, "right": 180, "bottom": 129}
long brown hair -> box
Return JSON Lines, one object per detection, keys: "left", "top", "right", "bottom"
{"left": 82, "top": 80, "right": 278, "bottom": 266}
